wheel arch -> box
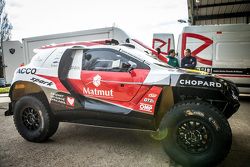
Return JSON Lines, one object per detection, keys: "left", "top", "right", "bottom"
{"left": 7, "top": 81, "right": 50, "bottom": 116}
{"left": 172, "top": 86, "right": 228, "bottom": 113}
{"left": 10, "top": 81, "right": 47, "bottom": 101}
{"left": 155, "top": 86, "right": 175, "bottom": 128}
{"left": 155, "top": 86, "right": 229, "bottom": 129}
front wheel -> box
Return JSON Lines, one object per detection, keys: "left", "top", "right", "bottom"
{"left": 160, "top": 100, "right": 232, "bottom": 167}
{"left": 13, "top": 95, "right": 59, "bottom": 142}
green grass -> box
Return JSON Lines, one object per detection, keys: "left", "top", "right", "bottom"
{"left": 0, "top": 87, "right": 10, "bottom": 93}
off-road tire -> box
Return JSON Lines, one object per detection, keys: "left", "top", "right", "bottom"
{"left": 13, "top": 95, "right": 59, "bottom": 142}
{"left": 160, "top": 100, "right": 232, "bottom": 167}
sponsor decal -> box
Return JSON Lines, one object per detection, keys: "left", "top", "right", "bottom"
{"left": 134, "top": 86, "right": 162, "bottom": 114}
{"left": 212, "top": 68, "right": 250, "bottom": 75}
{"left": 179, "top": 79, "right": 222, "bottom": 88}
{"left": 93, "top": 74, "right": 101, "bottom": 87}
{"left": 83, "top": 74, "right": 113, "bottom": 97}
{"left": 196, "top": 67, "right": 212, "bottom": 73}
{"left": 17, "top": 68, "right": 36, "bottom": 74}
{"left": 51, "top": 61, "right": 59, "bottom": 67}
{"left": 66, "top": 96, "right": 75, "bottom": 106}
{"left": 30, "top": 77, "right": 53, "bottom": 86}
{"left": 143, "top": 98, "right": 154, "bottom": 103}
{"left": 51, "top": 92, "right": 66, "bottom": 105}
{"left": 139, "top": 103, "right": 153, "bottom": 112}
{"left": 83, "top": 87, "right": 113, "bottom": 97}
{"left": 50, "top": 92, "right": 78, "bottom": 109}
{"left": 209, "top": 117, "right": 220, "bottom": 131}
{"left": 148, "top": 93, "right": 157, "bottom": 98}
{"left": 70, "top": 65, "right": 80, "bottom": 70}
{"left": 185, "top": 110, "right": 204, "bottom": 117}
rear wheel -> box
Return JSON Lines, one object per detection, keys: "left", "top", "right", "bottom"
{"left": 13, "top": 95, "right": 59, "bottom": 142}
{"left": 160, "top": 100, "right": 232, "bottom": 167}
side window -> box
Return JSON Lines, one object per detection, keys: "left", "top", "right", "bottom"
{"left": 82, "top": 49, "right": 131, "bottom": 72}
{"left": 42, "top": 48, "right": 66, "bottom": 68}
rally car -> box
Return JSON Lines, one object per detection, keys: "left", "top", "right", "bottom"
{"left": 5, "top": 41, "right": 240, "bottom": 167}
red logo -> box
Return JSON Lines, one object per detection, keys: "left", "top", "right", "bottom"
{"left": 152, "top": 38, "right": 171, "bottom": 55}
{"left": 66, "top": 96, "right": 75, "bottom": 106}
{"left": 181, "top": 33, "right": 213, "bottom": 66}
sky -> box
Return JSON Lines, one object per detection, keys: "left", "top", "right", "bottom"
{"left": 5, "top": 0, "right": 189, "bottom": 46}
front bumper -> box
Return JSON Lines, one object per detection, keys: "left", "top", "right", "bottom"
{"left": 223, "top": 82, "right": 240, "bottom": 118}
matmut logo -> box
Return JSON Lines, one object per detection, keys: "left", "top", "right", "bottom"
{"left": 93, "top": 74, "right": 101, "bottom": 87}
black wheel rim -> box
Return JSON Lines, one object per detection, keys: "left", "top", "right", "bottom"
{"left": 21, "top": 107, "right": 41, "bottom": 131}
{"left": 176, "top": 120, "right": 212, "bottom": 154}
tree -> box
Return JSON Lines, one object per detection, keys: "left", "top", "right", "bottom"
{"left": 0, "top": 0, "right": 12, "bottom": 43}
{"left": 0, "top": 0, "right": 12, "bottom": 78}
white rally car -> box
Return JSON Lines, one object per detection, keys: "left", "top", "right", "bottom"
{"left": 6, "top": 40, "right": 240, "bottom": 167}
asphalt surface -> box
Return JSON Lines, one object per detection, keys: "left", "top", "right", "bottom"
{"left": 0, "top": 96, "right": 249, "bottom": 167}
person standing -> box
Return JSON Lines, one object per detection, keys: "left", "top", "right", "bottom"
{"left": 181, "top": 49, "right": 197, "bottom": 69}
{"left": 167, "top": 49, "right": 179, "bottom": 67}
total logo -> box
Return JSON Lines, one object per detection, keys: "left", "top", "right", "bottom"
{"left": 139, "top": 103, "right": 153, "bottom": 112}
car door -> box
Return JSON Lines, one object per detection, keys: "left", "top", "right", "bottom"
{"left": 80, "top": 48, "right": 150, "bottom": 102}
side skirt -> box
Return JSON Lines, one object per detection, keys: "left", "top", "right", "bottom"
{"left": 54, "top": 109, "right": 157, "bottom": 131}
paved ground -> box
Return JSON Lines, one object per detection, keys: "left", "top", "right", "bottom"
{"left": 0, "top": 93, "right": 10, "bottom": 103}
{"left": 0, "top": 96, "right": 249, "bottom": 167}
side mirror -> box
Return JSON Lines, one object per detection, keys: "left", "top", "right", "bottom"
{"left": 128, "top": 61, "right": 137, "bottom": 72}
{"left": 121, "top": 61, "right": 137, "bottom": 72}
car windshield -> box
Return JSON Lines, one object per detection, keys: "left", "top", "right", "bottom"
{"left": 120, "top": 47, "right": 172, "bottom": 68}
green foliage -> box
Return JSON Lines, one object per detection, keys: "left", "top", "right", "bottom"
{"left": 0, "top": 0, "right": 12, "bottom": 42}
{"left": 0, "top": 86, "right": 9, "bottom": 93}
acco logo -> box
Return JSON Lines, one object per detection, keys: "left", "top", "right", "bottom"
{"left": 17, "top": 68, "right": 36, "bottom": 74}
